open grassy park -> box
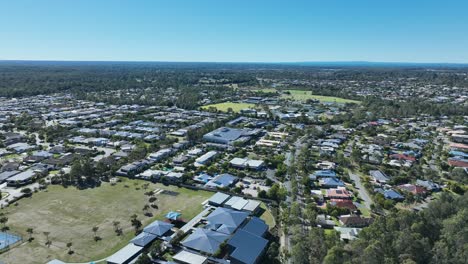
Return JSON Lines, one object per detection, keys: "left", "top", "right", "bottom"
{"left": 252, "top": 88, "right": 361, "bottom": 104}
{"left": 1, "top": 178, "right": 212, "bottom": 264}
{"left": 282, "top": 90, "right": 361, "bottom": 104}
{"left": 200, "top": 102, "right": 256, "bottom": 113}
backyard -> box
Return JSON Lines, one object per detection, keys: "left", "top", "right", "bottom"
{"left": 0, "top": 178, "right": 212, "bottom": 264}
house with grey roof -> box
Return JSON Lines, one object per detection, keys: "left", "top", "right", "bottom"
{"left": 181, "top": 228, "right": 230, "bottom": 255}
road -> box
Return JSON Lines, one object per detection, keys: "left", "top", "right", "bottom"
{"left": 281, "top": 135, "right": 307, "bottom": 263}
{"left": 348, "top": 171, "right": 373, "bottom": 210}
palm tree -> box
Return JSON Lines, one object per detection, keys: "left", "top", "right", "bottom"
{"left": 26, "top": 228, "right": 34, "bottom": 242}
{"left": 66, "top": 242, "right": 73, "bottom": 254}
{"left": 113, "top": 221, "right": 122, "bottom": 236}
{"left": 0, "top": 215, "right": 8, "bottom": 230}
{"left": 143, "top": 204, "right": 150, "bottom": 215}
{"left": 43, "top": 232, "right": 51, "bottom": 247}
{"left": 92, "top": 226, "right": 99, "bottom": 241}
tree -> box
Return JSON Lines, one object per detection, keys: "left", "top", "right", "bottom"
{"left": 66, "top": 242, "right": 73, "bottom": 254}
{"left": 143, "top": 204, "right": 151, "bottom": 215}
{"left": 113, "top": 221, "right": 122, "bottom": 236}
{"left": 131, "top": 216, "right": 142, "bottom": 233}
{"left": 134, "top": 253, "right": 152, "bottom": 264}
{"left": 92, "top": 226, "right": 100, "bottom": 241}
{"left": 43, "top": 232, "right": 51, "bottom": 247}
{"left": 149, "top": 240, "right": 163, "bottom": 259}
{"left": 26, "top": 227, "right": 34, "bottom": 242}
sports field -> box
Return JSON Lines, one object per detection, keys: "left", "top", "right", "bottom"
{"left": 201, "top": 102, "right": 256, "bottom": 112}
{"left": 1, "top": 179, "right": 212, "bottom": 264}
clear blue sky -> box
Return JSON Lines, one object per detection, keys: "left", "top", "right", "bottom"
{"left": 1, "top": 0, "right": 467, "bottom": 63}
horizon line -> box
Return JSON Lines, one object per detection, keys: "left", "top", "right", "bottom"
{"left": 1, "top": 59, "right": 468, "bottom": 66}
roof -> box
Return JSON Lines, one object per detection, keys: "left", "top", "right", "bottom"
{"left": 208, "top": 192, "right": 230, "bottom": 205}
{"left": 339, "top": 215, "right": 374, "bottom": 227}
{"left": 181, "top": 228, "right": 229, "bottom": 254}
{"left": 398, "top": 184, "right": 427, "bottom": 195}
{"left": 130, "top": 231, "right": 157, "bottom": 247}
{"left": 106, "top": 243, "right": 142, "bottom": 264}
{"left": 226, "top": 196, "right": 249, "bottom": 211}
{"left": 47, "top": 260, "right": 66, "bottom": 264}
{"left": 6, "top": 170, "right": 35, "bottom": 182}
{"left": 203, "top": 127, "right": 245, "bottom": 143}
{"left": 320, "top": 177, "right": 345, "bottom": 187}
{"left": 313, "top": 170, "right": 336, "bottom": 177}
{"left": 143, "top": 220, "right": 174, "bottom": 236}
{"left": 205, "top": 173, "right": 238, "bottom": 188}
{"left": 172, "top": 250, "right": 208, "bottom": 264}
{"left": 327, "top": 188, "right": 352, "bottom": 199}
{"left": 369, "top": 170, "right": 390, "bottom": 182}
{"left": 195, "top": 151, "right": 218, "bottom": 164}
{"left": 382, "top": 189, "right": 404, "bottom": 200}
{"left": 242, "top": 217, "right": 268, "bottom": 237}
{"left": 329, "top": 199, "right": 357, "bottom": 210}
{"left": 230, "top": 157, "right": 265, "bottom": 168}
{"left": 0, "top": 170, "right": 20, "bottom": 181}
{"left": 228, "top": 229, "right": 268, "bottom": 264}
{"left": 206, "top": 207, "right": 248, "bottom": 234}
{"left": 242, "top": 200, "right": 261, "bottom": 212}
{"left": 165, "top": 211, "right": 182, "bottom": 221}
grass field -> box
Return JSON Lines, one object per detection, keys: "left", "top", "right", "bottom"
{"left": 259, "top": 203, "right": 275, "bottom": 229}
{"left": 252, "top": 88, "right": 360, "bottom": 104}
{"left": 282, "top": 90, "right": 361, "bottom": 104}
{"left": 1, "top": 179, "right": 212, "bottom": 264}
{"left": 201, "top": 102, "right": 256, "bottom": 113}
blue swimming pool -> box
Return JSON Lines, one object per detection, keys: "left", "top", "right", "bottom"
{"left": 0, "top": 232, "right": 21, "bottom": 249}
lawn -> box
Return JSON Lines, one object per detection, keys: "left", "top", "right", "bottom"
{"left": 248, "top": 88, "right": 361, "bottom": 104}
{"left": 201, "top": 102, "right": 256, "bottom": 113}
{"left": 281, "top": 90, "right": 361, "bottom": 104}
{"left": 1, "top": 178, "right": 212, "bottom": 264}
{"left": 259, "top": 203, "right": 275, "bottom": 229}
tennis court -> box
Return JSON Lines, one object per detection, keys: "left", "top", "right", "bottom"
{"left": 0, "top": 232, "right": 21, "bottom": 250}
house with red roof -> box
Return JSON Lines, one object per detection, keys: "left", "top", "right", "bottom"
{"left": 398, "top": 184, "right": 427, "bottom": 196}
{"left": 329, "top": 199, "right": 356, "bottom": 210}
{"left": 326, "top": 188, "right": 352, "bottom": 199}
{"left": 389, "top": 153, "right": 416, "bottom": 162}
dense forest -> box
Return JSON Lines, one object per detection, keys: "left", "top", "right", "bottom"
{"left": 1, "top": 61, "right": 468, "bottom": 97}
{"left": 322, "top": 192, "right": 467, "bottom": 264}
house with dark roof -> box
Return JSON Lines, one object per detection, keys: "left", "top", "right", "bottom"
{"left": 6, "top": 170, "right": 36, "bottom": 186}
{"left": 339, "top": 215, "right": 374, "bottom": 228}
{"left": 319, "top": 177, "right": 345, "bottom": 188}
{"left": 206, "top": 207, "right": 249, "bottom": 234}
{"left": 415, "top": 179, "right": 441, "bottom": 192}
{"left": 0, "top": 170, "right": 20, "bottom": 183}
{"left": 181, "top": 228, "right": 230, "bottom": 255}
{"left": 369, "top": 170, "right": 390, "bottom": 184}
{"left": 312, "top": 170, "right": 337, "bottom": 178}
{"left": 143, "top": 220, "right": 174, "bottom": 237}
{"left": 227, "top": 229, "right": 268, "bottom": 264}
{"left": 377, "top": 189, "right": 404, "bottom": 200}
{"left": 241, "top": 217, "right": 268, "bottom": 237}
{"left": 130, "top": 232, "right": 157, "bottom": 247}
